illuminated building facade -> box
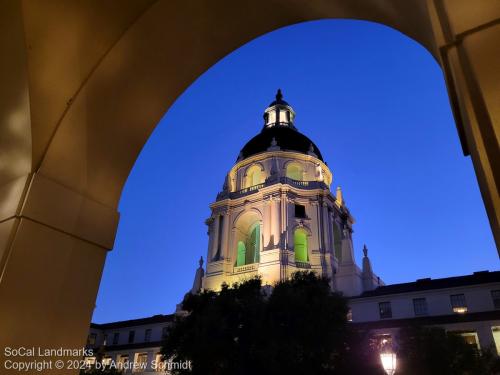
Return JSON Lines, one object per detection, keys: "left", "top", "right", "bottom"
{"left": 202, "top": 90, "right": 382, "bottom": 295}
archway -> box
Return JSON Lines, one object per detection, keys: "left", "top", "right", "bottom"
{"left": 1, "top": 2, "right": 498, "bottom": 372}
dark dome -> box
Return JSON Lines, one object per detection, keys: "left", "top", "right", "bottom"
{"left": 239, "top": 126, "right": 324, "bottom": 161}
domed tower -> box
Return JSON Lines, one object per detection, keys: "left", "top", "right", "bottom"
{"left": 201, "top": 90, "right": 382, "bottom": 296}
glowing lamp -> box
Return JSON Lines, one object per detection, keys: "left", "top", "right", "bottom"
{"left": 380, "top": 351, "right": 397, "bottom": 375}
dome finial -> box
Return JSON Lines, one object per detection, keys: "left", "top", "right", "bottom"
{"left": 276, "top": 88, "right": 283, "bottom": 102}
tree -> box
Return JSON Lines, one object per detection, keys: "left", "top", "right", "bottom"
{"left": 161, "top": 272, "right": 351, "bottom": 375}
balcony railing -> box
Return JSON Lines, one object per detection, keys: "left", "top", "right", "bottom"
{"left": 233, "top": 263, "right": 259, "bottom": 273}
{"left": 295, "top": 261, "right": 311, "bottom": 269}
{"left": 217, "top": 177, "right": 327, "bottom": 201}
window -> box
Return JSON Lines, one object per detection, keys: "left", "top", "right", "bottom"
{"left": 346, "top": 309, "right": 353, "bottom": 322}
{"left": 294, "top": 204, "right": 306, "bottom": 218}
{"left": 450, "top": 331, "right": 481, "bottom": 350}
{"left": 102, "top": 357, "right": 112, "bottom": 366}
{"left": 379, "top": 302, "right": 392, "bottom": 319}
{"left": 413, "top": 298, "right": 428, "bottom": 316}
{"left": 245, "top": 165, "right": 262, "bottom": 188}
{"left": 450, "top": 294, "right": 468, "bottom": 313}
{"left": 155, "top": 353, "right": 165, "bottom": 372}
{"left": 87, "top": 333, "right": 97, "bottom": 346}
{"left": 84, "top": 357, "right": 96, "bottom": 366}
{"left": 294, "top": 228, "right": 308, "bottom": 263}
{"left": 112, "top": 332, "right": 119, "bottom": 345}
{"left": 145, "top": 329, "right": 152, "bottom": 342}
{"left": 491, "top": 290, "right": 500, "bottom": 309}
{"left": 103, "top": 334, "right": 108, "bottom": 346}
{"left": 236, "top": 223, "right": 260, "bottom": 266}
{"left": 117, "top": 355, "right": 129, "bottom": 367}
{"left": 286, "top": 163, "right": 303, "bottom": 181}
{"left": 492, "top": 327, "right": 500, "bottom": 355}
{"left": 161, "top": 326, "right": 168, "bottom": 340}
{"left": 128, "top": 330, "right": 135, "bottom": 343}
{"left": 134, "top": 353, "right": 148, "bottom": 372}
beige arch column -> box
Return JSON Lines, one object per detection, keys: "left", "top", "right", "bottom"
{"left": 427, "top": 0, "right": 500, "bottom": 249}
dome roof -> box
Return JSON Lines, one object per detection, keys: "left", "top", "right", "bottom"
{"left": 239, "top": 125, "right": 324, "bottom": 162}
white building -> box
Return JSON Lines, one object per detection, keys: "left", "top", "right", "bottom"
{"left": 85, "top": 92, "right": 500, "bottom": 372}
{"left": 350, "top": 270, "right": 500, "bottom": 352}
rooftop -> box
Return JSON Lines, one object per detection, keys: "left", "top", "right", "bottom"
{"left": 90, "top": 314, "right": 174, "bottom": 330}
{"left": 354, "top": 270, "right": 500, "bottom": 298}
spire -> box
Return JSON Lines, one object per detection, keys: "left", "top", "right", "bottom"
{"left": 263, "top": 89, "right": 296, "bottom": 129}
{"left": 362, "top": 245, "right": 375, "bottom": 291}
{"left": 190, "top": 256, "right": 205, "bottom": 294}
{"left": 340, "top": 225, "right": 355, "bottom": 265}
{"left": 276, "top": 88, "right": 283, "bottom": 102}
{"left": 336, "top": 186, "right": 344, "bottom": 206}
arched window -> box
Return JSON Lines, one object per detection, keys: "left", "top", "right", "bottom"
{"left": 234, "top": 220, "right": 261, "bottom": 266}
{"left": 294, "top": 228, "right": 308, "bottom": 262}
{"left": 286, "top": 163, "right": 303, "bottom": 181}
{"left": 236, "top": 241, "right": 246, "bottom": 267}
{"left": 245, "top": 165, "right": 262, "bottom": 188}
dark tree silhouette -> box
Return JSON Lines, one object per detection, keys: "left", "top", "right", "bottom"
{"left": 161, "top": 272, "right": 352, "bottom": 375}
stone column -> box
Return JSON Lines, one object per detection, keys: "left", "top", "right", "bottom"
{"left": 0, "top": 173, "right": 118, "bottom": 374}
{"left": 428, "top": 1, "right": 500, "bottom": 251}
{"left": 220, "top": 210, "right": 230, "bottom": 259}
{"left": 211, "top": 214, "right": 220, "bottom": 260}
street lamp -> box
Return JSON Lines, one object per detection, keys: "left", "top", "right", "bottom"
{"left": 380, "top": 351, "right": 397, "bottom": 375}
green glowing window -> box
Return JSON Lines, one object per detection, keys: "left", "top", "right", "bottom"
{"left": 246, "top": 224, "right": 260, "bottom": 264}
{"left": 236, "top": 224, "right": 260, "bottom": 266}
{"left": 236, "top": 241, "right": 246, "bottom": 267}
{"left": 286, "top": 163, "right": 303, "bottom": 181}
{"left": 294, "top": 228, "right": 308, "bottom": 262}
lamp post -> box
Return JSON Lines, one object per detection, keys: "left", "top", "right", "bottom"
{"left": 380, "top": 339, "right": 397, "bottom": 375}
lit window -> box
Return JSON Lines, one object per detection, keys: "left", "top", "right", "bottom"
{"left": 346, "top": 309, "right": 353, "bottom": 322}
{"left": 491, "top": 290, "right": 500, "bottom": 309}
{"left": 492, "top": 327, "right": 500, "bottom": 355}
{"left": 145, "top": 329, "right": 152, "bottom": 342}
{"left": 294, "top": 228, "right": 308, "bottom": 263}
{"left": 102, "top": 357, "right": 112, "bottom": 366}
{"left": 450, "top": 294, "right": 468, "bottom": 313}
{"left": 134, "top": 353, "right": 148, "bottom": 372}
{"left": 451, "top": 331, "right": 480, "bottom": 350}
{"left": 128, "top": 330, "right": 135, "bottom": 343}
{"left": 379, "top": 302, "right": 392, "bottom": 319}
{"left": 112, "top": 332, "right": 119, "bottom": 345}
{"left": 245, "top": 165, "right": 262, "bottom": 188}
{"left": 155, "top": 353, "right": 165, "bottom": 372}
{"left": 103, "top": 334, "right": 108, "bottom": 346}
{"left": 286, "top": 163, "right": 303, "bottom": 181}
{"left": 413, "top": 298, "right": 428, "bottom": 316}
{"left": 236, "top": 222, "right": 260, "bottom": 266}
{"left": 84, "top": 357, "right": 96, "bottom": 366}
{"left": 117, "top": 355, "right": 129, "bottom": 368}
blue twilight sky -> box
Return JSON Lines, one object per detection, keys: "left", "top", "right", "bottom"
{"left": 92, "top": 19, "right": 498, "bottom": 323}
